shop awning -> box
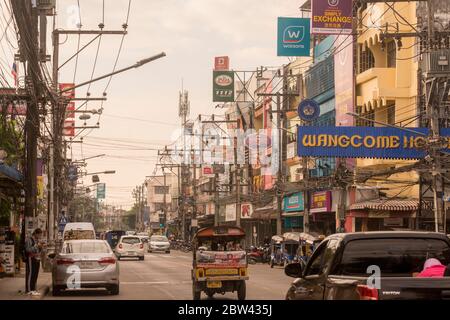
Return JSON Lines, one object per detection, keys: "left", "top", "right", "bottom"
{"left": 350, "top": 199, "right": 419, "bottom": 212}
{"left": 282, "top": 212, "right": 303, "bottom": 217}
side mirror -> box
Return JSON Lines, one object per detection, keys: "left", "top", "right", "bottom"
{"left": 285, "top": 262, "right": 303, "bottom": 278}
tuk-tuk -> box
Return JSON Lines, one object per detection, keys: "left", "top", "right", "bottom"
{"left": 269, "top": 235, "right": 284, "bottom": 268}
{"left": 191, "top": 226, "right": 248, "bottom": 300}
{"left": 282, "top": 232, "right": 302, "bottom": 264}
{"left": 295, "top": 232, "right": 325, "bottom": 267}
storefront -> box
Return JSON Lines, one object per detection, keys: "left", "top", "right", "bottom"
{"left": 309, "top": 191, "right": 335, "bottom": 236}
{"left": 282, "top": 192, "right": 304, "bottom": 232}
{"left": 348, "top": 199, "right": 419, "bottom": 232}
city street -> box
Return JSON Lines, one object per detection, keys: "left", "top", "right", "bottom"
{"left": 45, "top": 249, "right": 292, "bottom": 300}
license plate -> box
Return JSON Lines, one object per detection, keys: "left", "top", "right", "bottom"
{"left": 127, "top": 251, "right": 136, "bottom": 255}
{"left": 207, "top": 281, "right": 222, "bottom": 289}
{"left": 205, "top": 268, "right": 238, "bottom": 276}
{"left": 79, "top": 261, "right": 97, "bottom": 269}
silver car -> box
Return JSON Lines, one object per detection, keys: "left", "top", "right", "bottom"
{"left": 51, "top": 240, "right": 119, "bottom": 296}
{"left": 148, "top": 235, "right": 170, "bottom": 253}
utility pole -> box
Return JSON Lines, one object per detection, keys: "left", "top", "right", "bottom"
{"left": 234, "top": 136, "right": 241, "bottom": 227}
{"left": 162, "top": 171, "right": 167, "bottom": 235}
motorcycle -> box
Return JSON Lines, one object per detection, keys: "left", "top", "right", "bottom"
{"left": 247, "top": 246, "right": 270, "bottom": 264}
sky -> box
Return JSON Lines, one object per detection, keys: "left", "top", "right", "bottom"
{"left": 26, "top": 0, "right": 307, "bottom": 209}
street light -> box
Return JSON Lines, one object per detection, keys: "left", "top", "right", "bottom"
{"left": 83, "top": 170, "right": 116, "bottom": 176}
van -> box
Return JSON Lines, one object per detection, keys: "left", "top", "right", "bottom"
{"left": 62, "top": 223, "right": 96, "bottom": 241}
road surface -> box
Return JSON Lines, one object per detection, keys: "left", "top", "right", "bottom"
{"left": 46, "top": 249, "right": 292, "bottom": 300}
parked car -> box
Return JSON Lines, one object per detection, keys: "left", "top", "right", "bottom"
{"left": 148, "top": 235, "right": 170, "bottom": 253}
{"left": 62, "top": 223, "right": 96, "bottom": 241}
{"left": 115, "top": 236, "right": 145, "bottom": 260}
{"left": 284, "top": 232, "right": 450, "bottom": 300}
{"left": 136, "top": 232, "right": 149, "bottom": 243}
{"left": 50, "top": 240, "right": 119, "bottom": 296}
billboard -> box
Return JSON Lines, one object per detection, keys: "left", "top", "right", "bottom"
{"left": 312, "top": 0, "right": 353, "bottom": 35}
{"left": 213, "top": 70, "right": 234, "bottom": 102}
{"left": 297, "top": 126, "right": 450, "bottom": 159}
{"left": 311, "top": 191, "right": 332, "bottom": 213}
{"left": 97, "top": 183, "right": 106, "bottom": 199}
{"left": 214, "top": 56, "right": 230, "bottom": 70}
{"left": 277, "top": 17, "right": 310, "bottom": 57}
{"left": 283, "top": 192, "right": 305, "bottom": 212}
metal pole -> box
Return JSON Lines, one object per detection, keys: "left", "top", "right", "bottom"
{"left": 276, "top": 93, "right": 283, "bottom": 235}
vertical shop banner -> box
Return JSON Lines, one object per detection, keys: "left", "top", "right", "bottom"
{"left": 63, "top": 120, "right": 75, "bottom": 136}
{"left": 334, "top": 34, "right": 355, "bottom": 168}
{"left": 97, "top": 183, "right": 106, "bottom": 199}
{"left": 213, "top": 70, "right": 235, "bottom": 102}
{"left": 277, "top": 17, "right": 310, "bottom": 57}
{"left": 312, "top": 0, "right": 353, "bottom": 35}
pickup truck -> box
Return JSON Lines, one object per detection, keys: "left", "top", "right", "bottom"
{"left": 284, "top": 232, "right": 450, "bottom": 300}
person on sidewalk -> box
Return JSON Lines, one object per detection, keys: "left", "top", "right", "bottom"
{"left": 24, "top": 228, "right": 44, "bottom": 296}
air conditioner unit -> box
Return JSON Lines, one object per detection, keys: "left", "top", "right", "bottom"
{"left": 38, "top": 0, "right": 56, "bottom": 9}
{"left": 424, "top": 49, "right": 450, "bottom": 75}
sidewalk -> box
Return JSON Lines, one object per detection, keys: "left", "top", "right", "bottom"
{"left": 0, "top": 268, "right": 51, "bottom": 300}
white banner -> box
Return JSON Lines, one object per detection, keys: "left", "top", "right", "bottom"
{"left": 225, "top": 204, "right": 236, "bottom": 222}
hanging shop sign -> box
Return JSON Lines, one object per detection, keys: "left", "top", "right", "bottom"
{"left": 213, "top": 70, "right": 235, "bottom": 102}
{"left": 97, "top": 183, "right": 106, "bottom": 199}
{"left": 312, "top": 0, "right": 353, "bottom": 35}
{"left": 63, "top": 120, "right": 75, "bottom": 137}
{"left": 202, "top": 165, "right": 214, "bottom": 177}
{"left": 297, "top": 99, "right": 320, "bottom": 121}
{"left": 59, "top": 83, "right": 75, "bottom": 99}
{"left": 241, "top": 203, "right": 253, "bottom": 219}
{"left": 311, "top": 191, "right": 332, "bottom": 213}
{"left": 297, "top": 126, "right": 450, "bottom": 159}
{"left": 277, "top": 17, "right": 311, "bottom": 57}
{"left": 214, "top": 56, "right": 230, "bottom": 71}
{"left": 225, "top": 204, "right": 237, "bottom": 222}
{"left": 283, "top": 192, "right": 305, "bottom": 212}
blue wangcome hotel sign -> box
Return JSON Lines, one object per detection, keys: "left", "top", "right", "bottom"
{"left": 277, "top": 17, "right": 310, "bottom": 57}
{"left": 297, "top": 126, "right": 450, "bottom": 159}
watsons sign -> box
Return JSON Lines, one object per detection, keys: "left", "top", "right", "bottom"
{"left": 297, "top": 126, "right": 450, "bottom": 159}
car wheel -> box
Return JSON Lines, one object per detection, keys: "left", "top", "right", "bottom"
{"left": 110, "top": 284, "right": 119, "bottom": 295}
{"left": 139, "top": 256, "right": 144, "bottom": 261}
{"left": 166, "top": 250, "right": 170, "bottom": 254}
{"left": 148, "top": 250, "right": 152, "bottom": 253}
{"left": 206, "top": 290, "right": 214, "bottom": 298}
{"left": 248, "top": 257, "right": 257, "bottom": 265}
{"left": 237, "top": 281, "right": 246, "bottom": 300}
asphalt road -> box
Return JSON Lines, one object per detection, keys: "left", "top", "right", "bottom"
{"left": 45, "top": 249, "right": 292, "bottom": 300}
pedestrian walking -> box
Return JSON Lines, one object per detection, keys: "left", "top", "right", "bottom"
{"left": 24, "top": 228, "right": 44, "bottom": 296}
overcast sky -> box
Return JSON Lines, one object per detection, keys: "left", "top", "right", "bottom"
{"left": 52, "top": 0, "right": 305, "bottom": 208}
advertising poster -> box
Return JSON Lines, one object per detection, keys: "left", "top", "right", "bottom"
{"left": 311, "top": 191, "right": 332, "bottom": 213}
{"left": 277, "top": 17, "right": 310, "bottom": 56}
{"left": 240, "top": 203, "right": 253, "bottom": 219}
{"left": 214, "top": 56, "right": 230, "bottom": 71}
{"left": 312, "top": 0, "right": 353, "bottom": 35}
{"left": 213, "top": 71, "right": 235, "bottom": 102}
{"left": 225, "top": 203, "right": 236, "bottom": 222}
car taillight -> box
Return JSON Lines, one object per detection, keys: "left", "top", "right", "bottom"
{"left": 118, "top": 244, "right": 123, "bottom": 249}
{"left": 99, "top": 257, "right": 116, "bottom": 265}
{"left": 140, "top": 243, "right": 144, "bottom": 249}
{"left": 56, "top": 258, "right": 74, "bottom": 265}
{"left": 357, "top": 285, "right": 379, "bottom": 300}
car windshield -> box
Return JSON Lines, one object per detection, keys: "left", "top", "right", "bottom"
{"left": 62, "top": 241, "right": 110, "bottom": 254}
{"left": 151, "top": 236, "right": 168, "bottom": 242}
{"left": 335, "top": 238, "right": 450, "bottom": 277}
{"left": 122, "top": 237, "right": 141, "bottom": 244}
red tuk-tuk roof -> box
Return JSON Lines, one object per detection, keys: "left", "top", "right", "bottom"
{"left": 194, "top": 226, "right": 245, "bottom": 239}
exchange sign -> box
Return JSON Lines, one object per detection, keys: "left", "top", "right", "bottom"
{"left": 97, "top": 183, "right": 106, "bottom": 199}
{"left": 213, "top": 70, "right": 234, "bottom": 102}
{"left": 297, "top": 126, "right": 450, "bottom": 159}
{"left": 312, "top": 0, "right": 353, "bottom": 35}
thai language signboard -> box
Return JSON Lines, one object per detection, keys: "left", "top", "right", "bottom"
{"left": 312, "top": 0, "right": 353, "bottom": 35}
{"left": 297, "top": 126, "right": 450, "bottom": 159}
{"left": 213, "top": 70, "right": 234, "bottom": 102}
